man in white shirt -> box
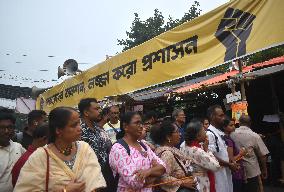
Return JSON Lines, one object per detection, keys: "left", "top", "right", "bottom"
{"left": 103, "top": 105, "right": 120, "bottom": 143}
{"left": 0, "top": 108, "right": 26, "bottom": 192}
{"left": 206, "top": 105, "right": 238, "bottom": 192}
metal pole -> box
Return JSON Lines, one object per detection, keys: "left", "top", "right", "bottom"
{"left": 237, "top": 60, "right": 246, "bottom": 101}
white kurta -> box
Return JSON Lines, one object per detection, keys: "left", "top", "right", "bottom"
{"left": 0, "top": 141, "right": 26, "bottom": 192}
{"left": 207, "top": 125, "right": 233, "bottom": 192}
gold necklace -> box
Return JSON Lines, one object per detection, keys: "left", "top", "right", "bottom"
{"left": 54, "top": 143, "right": 73, "bottom": 156}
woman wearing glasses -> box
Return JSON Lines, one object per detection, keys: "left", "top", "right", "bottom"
{"left": 109, "top": 112, "right": 166, "bottom": 192}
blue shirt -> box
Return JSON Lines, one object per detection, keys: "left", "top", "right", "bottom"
{"left": 175, "top": 123, "right": 185, "bottom": 148}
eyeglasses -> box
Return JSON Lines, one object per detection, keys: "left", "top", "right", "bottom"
{"left": 130, "top": 121, "right": 143, "bottom": 126}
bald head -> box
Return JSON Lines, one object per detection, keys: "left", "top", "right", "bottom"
{"left": 239, "top": 115, "right": 251, "bottom": 127}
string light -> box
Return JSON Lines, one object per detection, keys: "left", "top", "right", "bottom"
{"left": 0, "top": 73, "right": 60, "bottom": 84}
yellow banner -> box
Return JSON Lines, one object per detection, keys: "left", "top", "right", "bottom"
{"left": 37, "top": 0, "right": 284, "bottom": 112}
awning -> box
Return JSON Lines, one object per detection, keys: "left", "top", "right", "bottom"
{"left": 127, "top": 73, "right": 221, "bottom": 101}
{"left": 0, "top": 84, "right": 32, "bottom": 100}
{"left": 245, "top": 63, "right": 284, "bottom": 77}
{"left": 174, "top": 56, "right": 284, "bottom": 93}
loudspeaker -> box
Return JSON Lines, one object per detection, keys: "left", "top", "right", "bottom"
{"left": 63, "top": 59, "right": 80, "bottom": 75}
{"left": 31, "top": 86, "right": 48, "bottom": 98}
{"left": 57, "top": 66, "right": 66, "bottom": 79}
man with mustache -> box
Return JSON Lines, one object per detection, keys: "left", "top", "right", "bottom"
{"left": 206, "top": 105, "right": 238, "bottom": 192}
{"left": 103, "top": 105, "right": 121, "bottom": 143}
{"left": 79, "top": 98, "right": 113, "bottom": 191}
{"left": 0, "top": 108, "right": 25, "bottom": 192}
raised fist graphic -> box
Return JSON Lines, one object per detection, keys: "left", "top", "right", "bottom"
{"left": 215, "top": 8, "right": 256, "bottom": 61}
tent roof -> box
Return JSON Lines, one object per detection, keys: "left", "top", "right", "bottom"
{"left": 174, "top": 56, "right": 284, "bottom": 93}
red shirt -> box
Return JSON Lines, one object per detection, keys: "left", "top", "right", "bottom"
{"left": 11, "top": 145, "right": 36, "bottom": 187}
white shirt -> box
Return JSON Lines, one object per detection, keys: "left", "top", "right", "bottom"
{"left": 103, "top": 120, "right": 120, "bottom": 143}
{"left": 0, "top": 140, "right": 26, "bottom": 192}
{"left": 207, "top": 125, "right": 233, "bottom": 192}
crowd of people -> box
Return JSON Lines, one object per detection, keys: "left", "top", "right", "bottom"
{"left": 0, "top": 98, "right": 270, "bottom": 192}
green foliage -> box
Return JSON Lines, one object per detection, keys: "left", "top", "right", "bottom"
{"left": 118, "top": 1, "right": 201, "bottom": 51}
{"left": 246, "top": 44, "right": 284, "bottom": 65}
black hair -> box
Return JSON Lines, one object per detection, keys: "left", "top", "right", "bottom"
{"left": 48, "top": 107, "right": 76, "bottom": 143}
{"left": 184, "top": 120, "right": 203, "bottom": 145}
{"left": 109, "top": 105, "right": 119, "bottom": 111}
{"left": 0, "top": 108, "right": 16, "bottom": 124}
{"left": 33, "top": 122, "right": 49, "bottom": 139}
{"left": 191, "top": 117, "right": 202, "bottom": 123}
{"left": 161, "top": 116, "right": 174, "bottom": 122}
{"left": 116, "top": 111, "right": 139, "bottom": 140}
{"left": 78, "top": 98, "right": 98, "bottom": 115}
{"left": 143, "top": 111, "right": 158, "bottom": 122}
{"left": 223, "top": 116, "right": 233, "bottom": 127}
{"left": 201, "top": 117, "right": 210, "bottom": 124}
{"left": 150, "top": 119, "right": 175, "bottom": 145}
{"left": 101, "top": 107, "right": 110, "bottom": 117}
{"left": 207, "top": 105, "right": 222, "bottom": 121}
{"left": 28, "top": 110, "right": 46, "bottom": 125}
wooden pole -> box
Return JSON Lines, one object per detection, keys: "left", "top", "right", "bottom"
{"left": 237, "top": 60, "right": 247, "bottom": 101}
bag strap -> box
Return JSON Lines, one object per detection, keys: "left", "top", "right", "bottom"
{"left": 207, "top": 129, "right": 220, "bottom": 152}
{"left": 138, "top": 141, "right": 148, "bottom": 152}
{"left": 158, "top": 150, "right": 187, "bottom": 175}
{"left": 113, "top": 139, "right": 148, "bottom": 188}
{"left": 115, "top": 139, "right": 148, "bottom": 156}
{"left": 108, "top": 122, "right": 119, "bottom": 134}
{"left": 43, "top": 148, "right": 49, "bottom": 192}
{"left": 116, "top": 139, "right": 130, "bottom": 155}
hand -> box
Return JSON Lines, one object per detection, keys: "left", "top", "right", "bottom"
{"left": 182, "top": 177, "right": 197, "bottom": 190}
{"left": 144, "top": 176, "right": 157, "bottom": 186}
{"left": 65, "top": 180, "right": 85, "bottom": 192}
{"left": 215, "top": 7, "right": 256, "bottom": 61}
{"left": 133, "top": 169, "right": 151, "bottom": 182}
{"left": 239, "top": 147, "right": 247, "bottom": 157}
{"left": 228, "top": 162, "right": 239, "bottom": 172}
{"left": 261, "top": 169, "right": 268, "bottom": 180}
{"left": 203, "top": 137, "right": 209, "bottom": 152}
{"left": 144, "top": 125, "right": 151, "bottom": 132}
{"left": 151, "top": 159, "right": 158, "bottom": 167}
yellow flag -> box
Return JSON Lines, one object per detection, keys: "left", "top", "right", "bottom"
{"left": 37, "top": 0, "right": 284, "bottom": 112}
